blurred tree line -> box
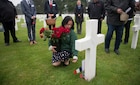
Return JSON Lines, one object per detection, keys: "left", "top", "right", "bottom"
{"left": 16, "top": 0, "right": 105, "bottom": 14}
{"left": 34, "top": 0, "right": 88, "bottom": 14}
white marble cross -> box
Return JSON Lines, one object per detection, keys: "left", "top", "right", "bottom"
{"left": 75, "top": 20, "right": 105, "bottom": 81}
{"left": 131, "top": 14, "right": 140, "bottom": 49}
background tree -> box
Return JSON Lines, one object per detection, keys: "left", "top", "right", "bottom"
{"left": 17, "top": 0, "right": 89, "bottom": 14}
{"left": 34, "top": 0, "right": 87, "bottom": 14}
{"left": 34, "top": 0, "right": 46, "bottom": 14}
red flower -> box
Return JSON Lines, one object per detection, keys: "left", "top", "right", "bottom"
{"left": 40, "top": 27, "right": 45, "bottom": 34}
{"left": 51, "top": 26, "right": 70, "bottom": 39}
{"left": 39, "top": 27, "right": 50, "bottom": 39}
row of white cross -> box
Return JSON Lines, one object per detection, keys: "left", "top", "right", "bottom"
{"left": 15, "top": 14, "right": 89, "bottom": 29}
{"left": 15, "top": 14, "right": 139, "bottom": 81}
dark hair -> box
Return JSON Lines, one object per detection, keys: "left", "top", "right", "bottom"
{"left": 61, "top": 16, "right": 75, "bottom": 30}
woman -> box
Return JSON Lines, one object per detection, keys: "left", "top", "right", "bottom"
{"left": 74, "top": 0, "right": 84, "bottom": 34}
{"left": 49, "top": 16, "right": 78, "bottom": 66}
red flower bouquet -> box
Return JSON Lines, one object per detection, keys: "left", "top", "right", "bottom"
{"left": 39, "top": 26, "right": 70, "bottom": 51}
{"left": 40, "top": 26, "right": 70, "bottom": 40}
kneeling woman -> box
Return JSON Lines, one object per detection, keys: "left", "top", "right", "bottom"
{"left": 49, "top": 16, "right": 78, "bottom": 66}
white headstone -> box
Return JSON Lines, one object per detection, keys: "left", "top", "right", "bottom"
{"left": 62, "top": 14, "right": 74, "bottom": 19}
{"left": 75, "top": 20, "right": 105, "bottom": 81}
{"left": 19, "top": 15, "right": 26, "bottom": 23}
{"left": 131, "top": 14, "right": 140, "bottom": 49}
{"left": 84, "top": 14, "right": 89, "bottom": 20}
{"left": 37, "top": 14, "right": 47, "bottom": 27}
{"left": 43, "top": 19, "right": 47, "bottom": 28}
{"left": 18, "top": 15, "right": 26, "bottom": 28}
{"left": 15, "top": 18, "right": 20, "bottom": 31}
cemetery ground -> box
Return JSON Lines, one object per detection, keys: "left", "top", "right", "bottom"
{"left": 0, "top": 16, "right": 140, "bottom": 85}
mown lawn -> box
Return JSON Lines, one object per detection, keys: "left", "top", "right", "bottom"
{"left": 0, "top": 16, "right": 140, "bottom": 85}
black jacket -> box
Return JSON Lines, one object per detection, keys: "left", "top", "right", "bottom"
{"left": 104, "top": 0, "right": 135, "bottom": 25}
{"left": 74, "top": 4, "right": 84, "bottom": 23}
{"left": 88, "top": 0, "right": 105, "bottom": 19}
{"left": 0, "top": 0, "right": 17, "bottom": 22}
{"left": 44, "top": 0, "right": 58, "bottom": 18}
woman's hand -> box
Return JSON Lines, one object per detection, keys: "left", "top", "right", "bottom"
{"left": 72, "top": 56, "right": 78, "bottom": 63}
{"left": 49, "top": 45, "right": 57, "bottom": 52}
{"left": 52, "top": 46, "right": 57, "bottom": 52}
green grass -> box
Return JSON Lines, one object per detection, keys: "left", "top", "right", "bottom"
{"left": 0, "top": 16, "right": 140, "bottom": 85}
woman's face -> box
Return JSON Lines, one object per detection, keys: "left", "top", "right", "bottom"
{"left": 64, "top": 20, "right": 73, "bottom": 29}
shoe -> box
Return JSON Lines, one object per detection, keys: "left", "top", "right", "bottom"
{"left": 124, "top": 42, "right": 128, "bottom": 44}
{"left": 63, "top": 59, "right": 70, "bottom": 66}
{"left": 5, "top": 43, "right": 10, "bottom": 46}
{"left": 105, "top": 48, "right": 110, "bottom": 53}
{"left": 13, "top": 39, "right": 21, "bottom": 43}
{"left": 114, "top": 49, "right": 120, "bottom": 55}
{"left": 33, "top": 41, "right": 37, "bottom": 44}
{"left": 30, "top": 41, "right": 33, "bottom": 45}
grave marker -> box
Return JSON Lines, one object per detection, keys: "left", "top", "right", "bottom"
{"left": 131, "top": 14, "right": 140, "bottom": 49}
{"left": 75, "top": 19, "right": 104, "bottom": 81}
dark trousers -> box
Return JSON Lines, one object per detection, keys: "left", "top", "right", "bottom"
{"left": 26, "top": 19, "right": 36, "bottom": 41}
{"left": 90, "top": 18, "right": 102, "bottom": 34}
{"left": 49, "top": 24, "right": 55, "bottom": 30}
{"left": 124, "top": 20, "right": 132, "bottom": 43}
{"left": 2, "top": 20, "right": 17, "bottom": 43}
{"left": 76, "top": 22, "right": 82, "bottom": 34}
{"left": 97, "top": 19, "right": 102, "bottom": 34}
{"left": 105, "top": 24, "right": 124, "bottom": 50}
